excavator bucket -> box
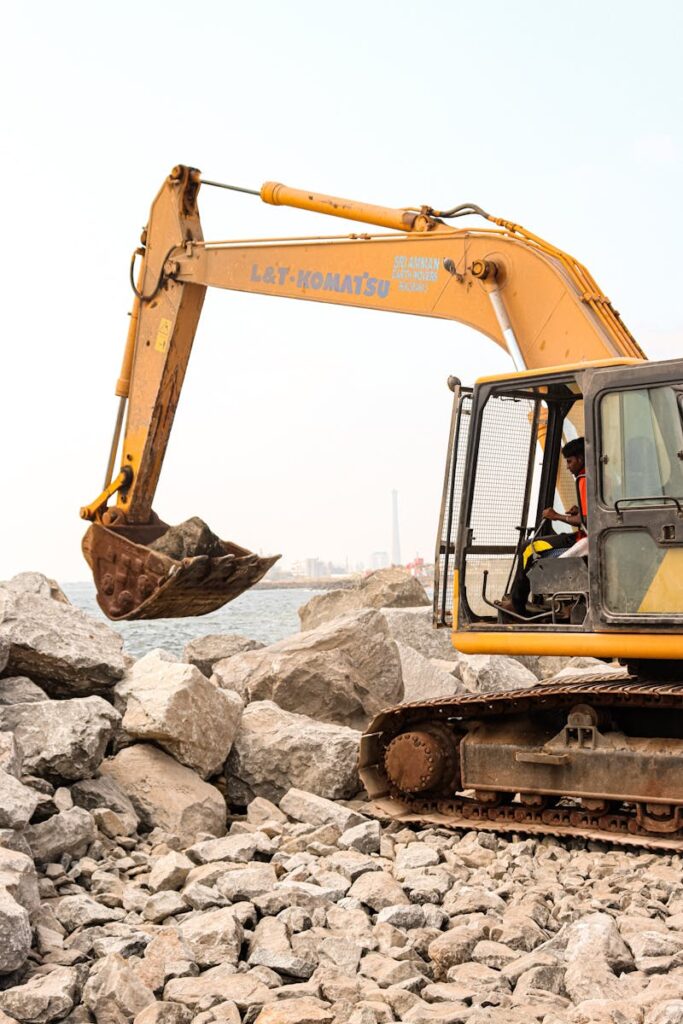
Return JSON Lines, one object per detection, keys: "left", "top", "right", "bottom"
{"left": 82, "top": 518, "right": 279, "bottom": 621}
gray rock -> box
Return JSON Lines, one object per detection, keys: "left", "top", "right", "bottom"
{"left": 0, "top": 889, "right": 31, "bottom": 974}
{"left": 71, "top": 775, "right": 139, "bottom": 836}
{"left": 148, "top": 852, "right": 194, "bottom": 893}
{"left": 180, "top": 906, "right": 244, "bottom": 967}
{"left": 347, "top": 870, "right": 409, "bottom": 911}
{"left": 0, "top": 966, "right": 81, "bottom": 1021}
{"left": 0, "top": 697, "right": 120, "bottom": 781}
{"left": 213, "top": 610, "right": 402, "bottom": 730}
{"left": 0, "top": 676, "right": 48, "bottom": 704}
{"left": 397, "top": 643, "right": 463, "bottom": 703}
{"left": 183, "top": 634, "right": 265, "bottom": 678}
{"left": 163, "top": 965, "right": 272, "bottom": 1012}
{"left": 133, "top": 1004, "right": 193, "bottom": 1024}
{"left": 0, "top": 769, "right": 39, "bottom": 828}
{"left": 115, "top": 650, "right": 243, "bottom": 779}
{"left": 1, "top": 571, "right": 70, "bottom": 604}
{"left": 0, "top": 732, "right": 21, "bottom": 777}
{"left": 298, "top": 568, "right": 430, "bottom": 631}
{"left": 187, "top": 833, "right": 259, "bottom": 864}
{"left": 339, "top": 820, "right": 381, "bottom": 855}
{"left": 56, "top": 894, "right": 126, "bottom": 931}
{"left": 84, "top": 953, "right": 155, "bottom": 1023}
{"left": 100, "top": 744, "right": 226, "bottom": 844}
{"left": 227, "top": 702, "right": 361, "bottom": 804}
{"left": 215, "top": 864, "right": 278, "bottom": 902}
{"left": 25, "top": 806, "right": 96, "bottom": 862}
{"left": 378, "top": 607, "right": 460, "bottom": 662}
{"left": 457, "top": 653, "right": 538, "bottom": 693}
{"left": 0, "top": 849, "right": 40, "bottom": 915}
{"left": 279, "top": 788, "right": 365, "bottom": 831}
{"left": 143, "top": 891, "right": 189, "bottom": 923}
{"left": 0, "top": 587, "right": 126, "bottom": 695}
{"left": 563, "top": 911, "right": 634, "bottom": 1003}
{"left": 148, "top": 517, "right": 225, "bottom": 560}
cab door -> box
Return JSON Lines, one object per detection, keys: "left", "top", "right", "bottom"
{"left": 585, "top": 359, "right": 683, "bottom": 628}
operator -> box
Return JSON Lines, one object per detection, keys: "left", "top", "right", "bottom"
{"left": 501, "top": 437, "right": 587, "bottom": 616}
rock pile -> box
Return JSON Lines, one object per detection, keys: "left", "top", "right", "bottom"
{"left": 0, "top": 568, "right": 655, "bottom": 1024}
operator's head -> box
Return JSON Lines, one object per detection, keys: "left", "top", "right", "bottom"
{"left": 562, "top": 437, "right": 585, "bottom": 477}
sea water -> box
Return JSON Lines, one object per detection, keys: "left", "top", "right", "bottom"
{"left": 63, "top": 582, "right": 318, "bottom": 660}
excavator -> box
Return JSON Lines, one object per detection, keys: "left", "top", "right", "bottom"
{"left": 81, "top": 165, "right": 683, "bottom": 848}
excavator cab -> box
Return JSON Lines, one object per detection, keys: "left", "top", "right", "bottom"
{"left": 435, "top": 357, "right": 683, "bottom": 669}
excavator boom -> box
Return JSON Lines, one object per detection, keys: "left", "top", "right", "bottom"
{"left": 81, "top": 165, "right": 643, "bottom": 620}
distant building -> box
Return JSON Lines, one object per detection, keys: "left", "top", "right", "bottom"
{"left": 371, "top": 551, "right": 390, "bottom": 570}
{"left": 391, "top": 489, "right": 401, "bottom": 566}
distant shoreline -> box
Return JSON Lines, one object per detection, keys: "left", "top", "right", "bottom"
{"left": 254, "top": 576, "right": 358, "bottom": 591}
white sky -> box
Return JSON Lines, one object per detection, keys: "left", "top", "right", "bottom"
{"left": 2, "top": 0, "right": 682, "bottom": 581}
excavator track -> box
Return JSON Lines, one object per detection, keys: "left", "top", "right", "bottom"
{"left": 359, "top": 671, "right": 683, "bottom": 852}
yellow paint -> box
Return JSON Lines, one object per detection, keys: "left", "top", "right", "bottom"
{"left": 475, "top": 358, "right": 643, "bottom": 386}
{"left": 154, "top": 318, "right": 172, "bottom": 354}
{"left": 452, "top": 630, "right": 683, "bottom": 660}
{"left": 639, "top": 549, "right": 683, "bottom": 613}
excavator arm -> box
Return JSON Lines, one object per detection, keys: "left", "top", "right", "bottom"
{"left": 81, "top": 165, "right": 644, "bottom": 620}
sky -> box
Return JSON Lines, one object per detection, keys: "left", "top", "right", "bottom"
{"left": 1, "top": 0, "right": 682, "bottom": 581}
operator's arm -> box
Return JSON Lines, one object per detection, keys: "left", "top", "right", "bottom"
{"left": 542, "top": 506, "right": 582, "bottom": 526}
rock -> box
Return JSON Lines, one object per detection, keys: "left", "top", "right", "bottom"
{"left": 457, "top": 653, "right": 538, "bottom": 693}
{"left": 1, "top": 571, "right": 70, "bottom": 604}
{"left": 25, "top": 806, "right": 96, "bottom": 862}
{"left": 246, "top": 797, "right": 287, "bottom": 826}
{"left": 0, "top": 966, "right": 81, "bottom": 1021}
{"left": 298, "top": 568, "right": 430, "bottom": 630}
{"left": 254, "top": 998, "right": 334, "bottom": 1024}
{"left": 248, "top": 917, "right": 315, "bottom": 978}
{"left": 339, "top": 820, "right": 381, "bottom": 854}
{"left": 133, "top": 1004, "right": 192, "bottom": 1024}
{"left": 396, "top": 644, "right": 463, "bottom": 703}
{"left": 148, "top": 853, "right": 194, "bottom": 893}
{"left": 279, "top": 788, "right": 364, "bottom": 831}
{"left": 378, "top": 607, "right": 460, "bottom": 662}
{"left": 0, "top": 697, "right": 120, "bottom": 781}
{"left": 347, "top": 870, "right": 409, "bottom": 911}
{"left": 136, "top": 927, "right": 196, "bottom": 993}
{"left": 213, "top": 610, "right": 402, "bottom": 729}
{"left": 56, "top": 894, "right": 126, "bottom": 931}
{"left": 427, "top": 927, "right": 481, "bottom": 977}
{"left": 179, "top": 907, "right": 244, "bottom": 967}
{"left": 115, "top": 650, "right": 243, "bottom": 778}
{"left": 0, "top": 676, "right": 48, "bottom": 704}
{"left": 0, "top": 587, "right": 126, "bottom": 695}
{"left": 645, "top": 1004, "right": 683, "bottom": 1024}
{"left": 143, "top": 891, "right": 189, "bottom": 923}
{"left": 84, "top": 953, "right": 156, "bottom": 1023}
{"left": 0, "top": 732, "right": 21, "bottom": 777}
{"left": 164, "top": 966, "right": 272, "bottom": 1012}
{"left": 71, "top": 776, "right": 139, "bottom": 836}
{"left": 149, "top": 517, "right": 225, "bottom": 560}
{"left": 183, "top": 634, "right": 265, "bottom": 678}
{"left": 187, "top": 833, "right": 260, "bottom": 864}
{"left": 100, "top": 744, "right": 226, "bottom": 844}
{"left": 227, "top": 703, "right": 361, "bottom": 804}
{"left": 0, "top": 769, "right": 39, "bottom": 828}
{"left": 0, "top": 889, "right": 31, "bottom": 974}
{"left": 215, "top": 864, "right": 278, "bottom": 902}
{"left": 0, "top": 849, "right": 40, "bottom": 915}
{"left": 563, "top": 912, "right": 635, "bottom": 1003}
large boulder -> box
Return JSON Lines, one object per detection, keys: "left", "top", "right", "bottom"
{"left": 0, "top": 849, "right": 40, "bottom": 916}
{"left": 183, "top": 634, "right": 265, "bottom": 678}
{"left": 0, "top": 571, "right": 70, "bottom": 604}
{"left": 0, "top": 890, "right": 31, "bottom": 975}
{"left": 83, "top": 953, "right": 155, "bottom": 1023}
{"left": 226, "top": 701, "right": 361, "bottom": 805}
{"left": 378, "top": 606, "right": 460, "bottom": 662}
{"left": 458, "top": 653, "right": 538, "bottom": 694}
{"left": 396, "top": 643, "right": 463, "bottom": 704}
{"left": 0, "top": 587, "right": 126, "bottom": 695}
{"left": 0, "top": 697, "right": 120, "bottom": 781}
{"left": 100, "top": 743, "right": 227, "bottom": 843}
{"left": 115, "top": 650, "right": 243, "bottom": 778}
{"left": 213, "top": 610, "right": 402, "bottom": 730}
{"left": 298, "top": 567, "right": 429, "bottom": 631}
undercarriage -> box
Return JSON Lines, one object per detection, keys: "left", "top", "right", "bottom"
{"left": 359, "top": 669, "right": 683, "bottom": 851}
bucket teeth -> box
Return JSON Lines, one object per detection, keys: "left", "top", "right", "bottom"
{"left": 82, "top": 521, "right": 279, "bottom": 621}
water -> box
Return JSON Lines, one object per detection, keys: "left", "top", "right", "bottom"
{"left": 63, "top": 582, "right": 319, "bottom": 660}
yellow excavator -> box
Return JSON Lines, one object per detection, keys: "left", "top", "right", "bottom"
{"left": 81, "top": 165, "right": 683, "bottom": 848}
